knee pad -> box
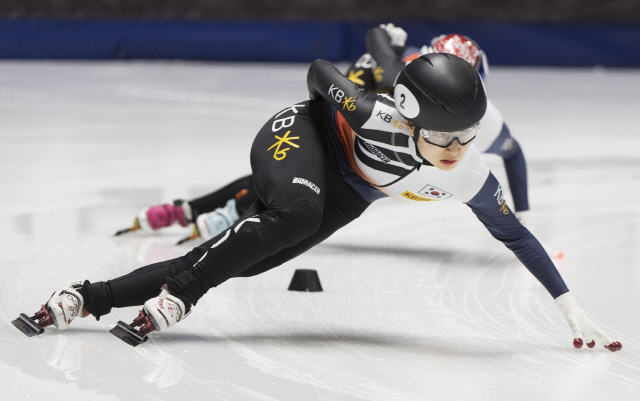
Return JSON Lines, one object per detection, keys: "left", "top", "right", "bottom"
{"left": 289, "top": 200, "right": 323, "bottom": 238}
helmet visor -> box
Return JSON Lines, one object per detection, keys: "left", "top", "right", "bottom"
{"left": 418, "top": 122, "right": 480, "bottom": 148}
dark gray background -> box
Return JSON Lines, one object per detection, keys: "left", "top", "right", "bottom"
{"left": 2, "top": 0, "right": 640, "bottom": 23}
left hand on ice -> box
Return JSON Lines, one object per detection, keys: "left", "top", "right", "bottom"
{"left": 555, "top": 292, "right": 622, "bottom": 351}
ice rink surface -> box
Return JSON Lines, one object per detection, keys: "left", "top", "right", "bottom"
{"left": 0, "top": 61, "right": 639, "bottom": 401}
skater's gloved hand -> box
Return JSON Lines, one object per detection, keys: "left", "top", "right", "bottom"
{"left": 555, "top": 292, "right": 621, "bottom": 352}
{"left": 379, "top": 23, "right": 407, "bottom": 47}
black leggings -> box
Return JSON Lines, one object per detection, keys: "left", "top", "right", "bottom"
{"left": 82, "top": 100, "right": 370, "bottom": 317}
{"left": 187, "top": 174, "right": 256, "bottom": 219}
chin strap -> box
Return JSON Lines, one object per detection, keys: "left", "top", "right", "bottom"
{"left": 411, "top": 131, "right": 426, "bottom": 160}
{"left": 411, "top": 131, "right": 434, "bottom": 169}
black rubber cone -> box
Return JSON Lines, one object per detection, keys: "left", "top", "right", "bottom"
{"left": 287, "top": 269, "right": 323, "bottom": 292}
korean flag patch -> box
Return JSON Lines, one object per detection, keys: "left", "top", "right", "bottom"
{"left": 417, "top": 184, "right": 453, "bottom": 200}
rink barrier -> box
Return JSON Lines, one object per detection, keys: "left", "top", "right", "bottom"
{"left": 1, "top": 19, "right": 639, "bottom": 67}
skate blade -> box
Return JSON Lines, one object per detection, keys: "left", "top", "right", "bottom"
{"left": 110, "top": 321, "right": 148, "bottom": 347}
{"left": 176, "top": 224, "right": 199, "bottom": 245}
{"left": 114, "top": 218, "right": 141, "bottom": 236}
{"left": 114, "top": 227, "right": 135, "bottom": 236}
{"left": 11, "top": 314, "right": 45, "bottom": 337}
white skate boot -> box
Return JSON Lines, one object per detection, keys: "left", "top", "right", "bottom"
{"left": 176, "top": 198, "right": 240, "bottom": 245}
{"left": 196, "top": 198, "right": 240, "bottom": 240}
{"left": 110, "top": 285, "right": 190, "bottom": 346}
{"left": 46, "top": 281, "right": 86, "bottom": 330}
{"left": 12, "top": 281, "right": 86, "bottom": 337}
{"left": 143, "top": 285, "right": 188, "bottom": 332}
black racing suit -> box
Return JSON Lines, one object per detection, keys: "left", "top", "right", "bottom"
{"left": 81, "top": 98, "right": 374, "bottom": 316}
{"left": 81, "top": 59, "right": 564, "bottom": 318}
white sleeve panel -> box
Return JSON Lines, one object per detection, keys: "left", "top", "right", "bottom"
{"left": 473, "top": 99, "right": 505, "bottom": 153}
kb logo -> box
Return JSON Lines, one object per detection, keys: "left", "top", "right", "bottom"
{"left": 268, "top": 131, "right": 300, "bottom": 160}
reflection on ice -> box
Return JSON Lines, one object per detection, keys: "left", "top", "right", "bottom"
{"left": 47, "top": 334, "right": 82, "bottom": 380}
{"left": 140, "top": 349, "right": 185, "bottom": 388}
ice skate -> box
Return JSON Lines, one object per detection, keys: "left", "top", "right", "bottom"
{"left": 115, "top": 200, "right": 192, "bottom": 236}
{"left": 110, "top": 285, "right": 189, "bottom": 346}
{"left": 176, "top": 198, "right": 239, "bottom": 244}
{"left": 197, "top": 199, "right": 239, "bottom": 240}
{"left": 12, "top": 281, "right": 85, "bottom": 337}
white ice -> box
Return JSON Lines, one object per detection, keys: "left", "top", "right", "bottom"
{"left": 0, "top": 61, "right": 639, "bottom": 401}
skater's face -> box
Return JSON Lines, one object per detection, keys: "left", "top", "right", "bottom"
{"left": 406, "top": 121, "right": 474, "bottom": 171}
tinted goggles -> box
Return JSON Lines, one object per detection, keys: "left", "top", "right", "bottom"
{"left": 417, "top": 122, "right": 480, "bottom": 148}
